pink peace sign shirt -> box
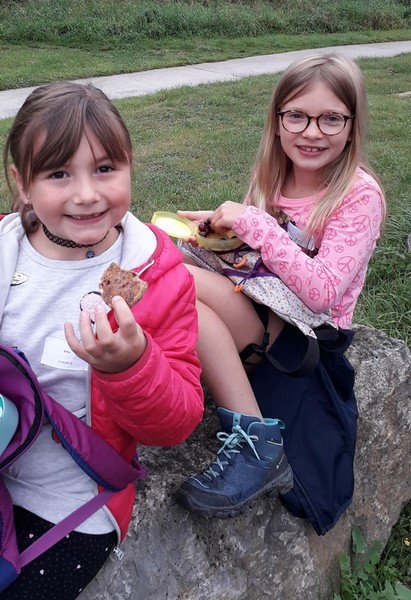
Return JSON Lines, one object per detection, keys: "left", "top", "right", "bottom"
{"left": 232, "top": 168, "right": 384, "bottom": 328}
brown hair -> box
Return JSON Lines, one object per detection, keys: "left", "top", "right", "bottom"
{"left": 3, "top": 81, "right": 133, "bottom": 232}
{"left": 248, "top": 54, "right": 386, "bottom": 234}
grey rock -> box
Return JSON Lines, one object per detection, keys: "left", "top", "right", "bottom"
{"left": 80, "top": 325, "right": 411, "bottom": 600}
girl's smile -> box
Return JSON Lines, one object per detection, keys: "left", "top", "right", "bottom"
{"left": 67, "top": 211, "right": 108, "bottom": 221}
{"left": 298, "top": 145, "right": 326, "bottom": 151}
{"left": 297, "top": 145, "right": 327, "bottom": 155}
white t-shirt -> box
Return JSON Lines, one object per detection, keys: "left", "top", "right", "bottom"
{"left": 1, "top": 234, "right": 124, "bottom": 534}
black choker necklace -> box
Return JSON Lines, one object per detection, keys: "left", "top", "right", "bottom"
{"left": 42, "top": 224, "right": 109, "bottom": 259}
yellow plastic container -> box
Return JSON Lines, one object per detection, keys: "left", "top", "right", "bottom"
{"left": 151, "top": 211, "right": 196, "bottom": 239}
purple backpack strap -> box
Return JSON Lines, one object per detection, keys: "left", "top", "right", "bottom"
{"left": 0, "top": 483, "right": 20, "bottom": 591}
{"left": 41, "top": 390, "right": 146, "bottom": 489}
{"left": 20, "top": 488, "right": 113, "bottom": 567}
{"left": 0, "top": 345, "right": 146, "bottom": 592}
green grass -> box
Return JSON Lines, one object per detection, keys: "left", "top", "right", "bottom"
{"left": 0, "top": 0, "right": 407, "bottom": 43}
{"left": 1, "top": 0, "right": 409, "bottom": 46}
{"left": 0, "top": 0, "right": 409, "bottom": 89}
{"left": 2, "top": 29, "right": 411, "bottom": 91}
{"left": 333, "top": 526, "right": 411, "bottom": 599}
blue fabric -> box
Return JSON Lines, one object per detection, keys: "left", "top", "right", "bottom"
{"left": 250, "top": 323, "right": 357, "bottom": 535}
{"left": 0, "top": 556, "right": 18, "bottom": 593}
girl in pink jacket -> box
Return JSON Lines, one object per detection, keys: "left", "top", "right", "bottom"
{"left": 0, "top": 81, "right": 203, "bottom": 599}
{"left": 175, "top": 54, "right": 385, "bottom": 529}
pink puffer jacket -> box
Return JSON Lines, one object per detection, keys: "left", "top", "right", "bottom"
{"left": 90, "top": 225, "right": 204, "bottom": 540}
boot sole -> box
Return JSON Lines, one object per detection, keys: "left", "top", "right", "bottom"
{"left": 176, "top": 464, "right": 294, "bottom": 519}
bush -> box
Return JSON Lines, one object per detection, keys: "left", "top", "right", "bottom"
{"left": 0, "top": 0, "right": 409, "bottom": 48}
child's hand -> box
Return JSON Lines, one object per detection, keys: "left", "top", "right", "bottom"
{"left": 177, "top": 210, "right": 213, "bottom": 246}
{"left": 177, "top": 209, "right": 214, "bottom": 225}
{"left": 64, "top": 296, "right": 146, "bottom": 373}
{"left": 209, "top": 201, "right": 245, "bottom": 233}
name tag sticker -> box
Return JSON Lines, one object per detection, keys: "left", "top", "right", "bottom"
{"left": 41, "top": 337, "right": 88, "bottom": 371}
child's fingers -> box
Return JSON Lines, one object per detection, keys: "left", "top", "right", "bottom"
{"left": 177, "top": 209, "right": 213, "bottom": 223}
{"left": 109, "top": 296, "right": 141, "bottom": 341}
{"left": 64, "top": 321, "right": 84, "bottom": 356}
{"left": 182, "top": 234, "right": 199, "bottom": 246}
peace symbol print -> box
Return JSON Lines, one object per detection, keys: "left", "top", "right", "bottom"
{"left": 345, "top": 234, "right": 357, "bottom": 247}
{"left": 287, "top": 275, "right": 302, "bottom": 293}
{"left": 305, "top": 259, "right": 314, "bottom": 273}
{"left": 320, "top": 245, "right": 330, "bottom": 258}
{"left": 261, "top": 242, "right": 274, "bottom": 260}
{"left": 250, "top": 206, "right": 262, "bottom": 216}
{"left": 324, "top": 228, "right": 337, "bottom": 241}
{"left": 337, "top": 256, "right": 356, "bottom": 274}
{"left": 253, "top": 229, "right": 263, "bottom": 242}
{"left": 233, "top": 217, "right": 247, "bottom": 236}
{"left": 353, "top": 214, "right": 370, "bottom": 233}
{"left": 329, "top": 274, "right": 341, "bottom": 286}
{"left": 309, "top": 288, "right": 320, "bottom": 301}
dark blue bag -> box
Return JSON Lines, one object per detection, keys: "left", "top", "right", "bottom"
{"left": 250, "top": 323, "right": 357, "bottom": 536}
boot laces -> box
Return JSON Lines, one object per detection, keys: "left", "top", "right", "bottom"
{"left": 204, "top": 424, "right": 260, "bottom": 480}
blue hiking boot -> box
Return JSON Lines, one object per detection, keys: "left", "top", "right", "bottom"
{"left": 176, "top": 407, "right": 293, "bottom": 518}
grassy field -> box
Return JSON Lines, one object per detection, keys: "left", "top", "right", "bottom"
{"left": 0, "top": 0, "right": 410, "bottom": 89}
{"left": 0, "top": 1, "right": 410, "bottom": 596}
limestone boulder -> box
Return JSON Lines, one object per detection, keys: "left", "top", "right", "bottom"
{"left": 80, "top": 325, "right": 411, "bottom": 600}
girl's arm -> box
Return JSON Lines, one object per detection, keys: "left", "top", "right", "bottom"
{"left": 91, "top": 264, "right": 204, "bottom": 447}
{"left": 232, "top": 182, "right": 384, "bottom": 316}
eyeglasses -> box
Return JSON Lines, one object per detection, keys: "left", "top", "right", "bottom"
{"left": 277, "top": 110, "right": 355, "bottom": 136}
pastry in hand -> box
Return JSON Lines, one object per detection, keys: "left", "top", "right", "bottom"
{"left": 99, "top": 262, "right": 148, "bottom": 308}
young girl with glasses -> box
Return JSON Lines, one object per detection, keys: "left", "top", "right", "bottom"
{"left": 0, "top": 81, "right": 203, "bottom": 598}
{"left": 175, "top": 54, "right": 386, "bottom": 533}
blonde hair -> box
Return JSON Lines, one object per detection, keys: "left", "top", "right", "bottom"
{"left": 248, "top": 54, "right": 386, "bottom": 235}
{"left": 3, "top": 81, "right": 133, "bottom": 233}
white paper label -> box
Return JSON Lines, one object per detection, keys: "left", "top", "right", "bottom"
{"left": 41, "top": 337, "right": 88, "bottom": 371}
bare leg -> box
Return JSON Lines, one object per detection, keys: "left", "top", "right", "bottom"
{"left": 176, "top": 264, "right": 294, "bottom": 519}
{"left": 186, "top": 264, "right": 285, "bottom": 418}
{"left": 196, "top": 299, "right": 263, "bottom": 416}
